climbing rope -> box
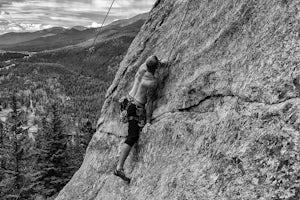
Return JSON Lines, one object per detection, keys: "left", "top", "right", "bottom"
{"left": 88, "top": 0, "right": 116, "bottom": 53}
{"left": 166, "top": 0, "right": 192, "bottom": 65}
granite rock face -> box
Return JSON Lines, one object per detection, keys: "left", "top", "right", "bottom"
{"left": 56, "top": 0, "right": 300, "bottom": 199}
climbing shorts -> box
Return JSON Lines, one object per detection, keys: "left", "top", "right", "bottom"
{"left": 124, "top": 103, "right": 142, "bottom": 147}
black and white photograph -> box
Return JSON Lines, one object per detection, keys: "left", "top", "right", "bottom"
{"left": 0, "top": 0, "right": 299, "bottom": 199}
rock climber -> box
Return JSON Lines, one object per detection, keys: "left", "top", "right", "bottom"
{"left": 114, "top": 55, "right": 164, "bottom": 181}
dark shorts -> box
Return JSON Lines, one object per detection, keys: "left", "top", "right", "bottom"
{"left": 124, "top": 103, "right": 141, "bottom": 147}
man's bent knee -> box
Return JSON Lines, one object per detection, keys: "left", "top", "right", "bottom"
{"left": 124, "top": 136, "right": 139, "bottom": 147}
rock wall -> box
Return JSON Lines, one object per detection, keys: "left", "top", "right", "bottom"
{"left": 56, "top": 0, "right": 300, "bottom": 199}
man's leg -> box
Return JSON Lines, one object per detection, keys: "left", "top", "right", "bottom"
{"left": 115, "top": 103, "right": 139, "bottom": 173}
{"left": 116, "top": 119, "right": 139, "bottom": 171}
{"left": 117, "top": 143, "right": 132, "bottom": 170}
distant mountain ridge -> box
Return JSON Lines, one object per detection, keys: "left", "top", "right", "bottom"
{"left": 72, "top": 26, "right": 87, "bottom": 31}
{"left": 109, "top": 13, "right": 148, "bottom": 27}
{"left": 0, "top": 27, "right": 66, "bottom": 45}
{"left": 0, "top": 13, "right": 148, "bottom": 52}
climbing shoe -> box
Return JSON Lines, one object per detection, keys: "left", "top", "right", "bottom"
{"left": 113, "top": 169, "right": 131, "bottom": 183}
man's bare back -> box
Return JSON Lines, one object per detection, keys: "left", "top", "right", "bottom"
{"left": 128, "top": 63, "right": 157, "bottom": 106}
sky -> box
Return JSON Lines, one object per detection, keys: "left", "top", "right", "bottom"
{"left": 0, "top": 0, "right": 156, "bottom": 34}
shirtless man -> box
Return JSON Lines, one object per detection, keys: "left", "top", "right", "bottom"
{"left": 114, "top": 55, "right": 161, "bottom": 181}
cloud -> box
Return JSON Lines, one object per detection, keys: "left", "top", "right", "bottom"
{"left": 0, "top": 0, "right": 26, "bottom": 7}
{"left": 0, "top": 10, "right": 9, "bottom": 15}
{"left": 0, "top": 22, "right": 54, "bottom": 33}
{"left": 0, "top": 12, "right": 26, "bottom": 31}
{"left": 88, "top": 22, "right": 101, "bottom": 28}
{"left": 0, "top": 0, "right": 156, "bottom": 34}
{"left": 0, "top": 20, "right": 8, "bottom": 25}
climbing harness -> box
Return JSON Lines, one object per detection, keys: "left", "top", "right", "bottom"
{"left": 88, "top": 0, "right": 116, "bottom": 53}
{"left": 118, "top": 95, "right": 146, "bottom": 126}
{"left": 119, "top": 96, "right": 131, "bottom": 123}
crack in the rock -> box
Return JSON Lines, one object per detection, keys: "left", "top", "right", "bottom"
{"left": 151, "top": 95, "right": 300, "bottom": 123}
{"left": 99, "top": 130, "right": 126, "bottom": 139}
{"left": 178, "top": 94, "right": 235, "bottom": 112}
{"left": 151, "top": 94, "right": 237, "bottom": 122}
{"left": 268, "top": 96, "right": 300, "bottom": 105}
{"left": 99, "top": 93, "right": 300, "bottom": 137}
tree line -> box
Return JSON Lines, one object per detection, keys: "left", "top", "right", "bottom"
{"left": 0, "top": 95, "right": 94, "bottom": 200}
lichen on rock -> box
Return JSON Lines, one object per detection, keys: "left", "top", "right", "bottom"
{"left": 56, "top": 0, "right": 300, "bottom": 199}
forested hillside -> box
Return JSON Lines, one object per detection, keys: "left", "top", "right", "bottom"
{"left": 0, "top": 13, "right": 146, "bottom": 199}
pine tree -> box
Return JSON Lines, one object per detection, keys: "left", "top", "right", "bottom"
{"left": 67, "top": 130, "right": 83, "bottom": 175}
{"left": 81, "top": 121, "right": 95, "bottom": 152}
{"left": 30, "top": 103, "right": 70, "bottom": 198}
{"left": 0, "top": 120, "right": 6, "bottom": 184}
{"left": 66, "top": 120, "right": 95, "bottom": 175}
{"left": 0, "top": 121, "right": 5, "bottom": 172}
{"left": 28, "top": 117, "right": 53, "bottom": 198}
{"left": 0, "top": 95, "right": 29, "bottom": 199}
{"left": 47, "top": 103, "right": 70, "bottom": 193}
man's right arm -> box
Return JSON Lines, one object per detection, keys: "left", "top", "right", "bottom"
{"left": 145, "top": 82, "right": 158, "bottom": 124}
